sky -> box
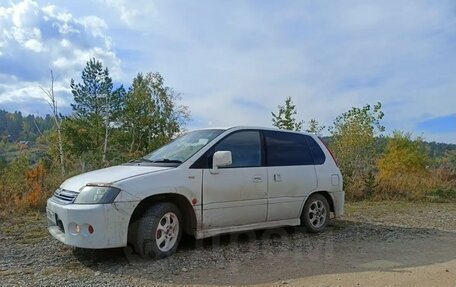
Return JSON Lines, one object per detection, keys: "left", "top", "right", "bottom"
{"left": 0, "top": 0, "right": 455, "bottom": 143}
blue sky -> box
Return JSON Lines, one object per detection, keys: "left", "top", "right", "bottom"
{"left": 0, "top": 0, "right": 455, "bottom": 143}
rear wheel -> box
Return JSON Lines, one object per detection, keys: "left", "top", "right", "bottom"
{"left": 301, "top": 194, "right": 330, "bottom": 233}
{"left": 135, "top": 202, "right": 182, "bottom": 259}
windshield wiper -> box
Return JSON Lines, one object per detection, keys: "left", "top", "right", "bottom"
{"left": 150, "top": 158, "right": 183, "bottom": 163}
{"left": 129, "top": 158, "right": 154, "bottom": 163}
{"left": 129, "top": 158, "right": 182, "bottom": 164}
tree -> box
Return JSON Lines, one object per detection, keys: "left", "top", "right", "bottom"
{"left": 306, "top": 119, "right": 325, "bottom": 136}
{"left": 441, "top": 150, "right": 456, "bottom": 174}
{"left": 329, "top": 102, "right": 385, "bottom": 199}
{"left": 122, "top": 72, "right": 190, "bottom": 155}
{"left": 41, "top": 70, "right": 65, "bottom": 176}
{"left": 271, "top": 97, "right": 303, "bottom": 131}
{"left": 69, "top": 58, "right": 125, "bottom": 164}
{"left": 376, "top": 131, "right": 430, "bottom": 199}
{"left": 377, "top": 131, "right": 429, "bottom": 179}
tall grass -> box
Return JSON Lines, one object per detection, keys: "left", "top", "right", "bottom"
{"left": 344, "top": 167, "right": 456, "bottom": 202}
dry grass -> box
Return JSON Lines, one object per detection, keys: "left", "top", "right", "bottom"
{"left": 344, "top": 200, "right": 456, "bottom": 232}
{"left": 0, "top": 211, "right": 48, "bottom": 244}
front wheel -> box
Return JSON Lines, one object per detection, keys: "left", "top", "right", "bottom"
{"left": 301, "top": 194, "right": 330, "bottom": 233}
{"left": 135, "top": 202, "right": 182, "bottom": 259}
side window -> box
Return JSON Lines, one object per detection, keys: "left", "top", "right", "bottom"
{"left": 264, "top": 131, "right": 314, "bottom": 166}
{"left": 211, "top": 131, "right": 262, "bottom": 168}
{"left": 305, "top": 136, "right": 326, "bottom": 165}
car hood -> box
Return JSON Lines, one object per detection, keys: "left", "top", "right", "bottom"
{"left": 60, "top": 165, "right": 172, "bottom": 192}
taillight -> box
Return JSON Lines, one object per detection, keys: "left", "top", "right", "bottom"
{"left": 319, "top": 137, "right": 338, "bottom": 167}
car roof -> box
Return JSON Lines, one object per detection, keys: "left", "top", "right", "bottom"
{"left": 212, "top": 126, "right": 316, "bottom": 137}
{"left": 188, "top": 126, "right": 317, "bottom": 137}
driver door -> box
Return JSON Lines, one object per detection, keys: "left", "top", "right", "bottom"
{"left": 201, "top": 130, "right": 268, "bottom": 229}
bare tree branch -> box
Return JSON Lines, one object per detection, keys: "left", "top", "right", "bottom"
{"left": 42, "top": 70, "right": 65, "bottom": 176}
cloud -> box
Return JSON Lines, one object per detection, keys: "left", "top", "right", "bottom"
{"left": 116, "top": 0, "right": 455, "bottom": 142}
{"left": 99, "top": 0, "right": 157, "bottom": 28}
{"left": 0, "top": 0, "right": 120, "bottom": 114}
{"left": 0, "top": 0, "right": 455, "bottom": 143}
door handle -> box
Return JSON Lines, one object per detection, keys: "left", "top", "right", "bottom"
{"left": 274, "top": 174, "right": 282, "bottom": 182}
{"left": 253, "top": 176, "right": 263, "bottom": 183}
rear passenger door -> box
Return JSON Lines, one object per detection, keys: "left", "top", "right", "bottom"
{"left": 263, "top": 131, "right": 318, "bottom": 221}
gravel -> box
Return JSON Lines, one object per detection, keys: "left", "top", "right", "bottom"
{"left": 1, "top": 202, "right": 455, "bottom": 286}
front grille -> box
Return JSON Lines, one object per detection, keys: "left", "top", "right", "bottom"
{"left": 53, "top": 188, "right": 78, "bottom": 204}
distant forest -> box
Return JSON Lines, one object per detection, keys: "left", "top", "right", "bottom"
{"left": 1, "top": 108, "right": 455, "bottom": 161}
{"left": 0, "top": 110, "right": 54, "bottom": 142}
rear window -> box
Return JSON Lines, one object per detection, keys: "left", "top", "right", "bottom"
{"left": 305, "top": 136, "right": 326, "bottom": 165}
{"left": 264, "top": 131, "right": 314, "bottom": 166}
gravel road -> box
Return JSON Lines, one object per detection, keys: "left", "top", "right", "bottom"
{"left": 0, "top": 201, "right": 455, "bottom": 286}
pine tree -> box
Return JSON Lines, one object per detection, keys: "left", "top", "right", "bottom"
{"left": 69, "top": 58, "right": 125, "bottom": 164}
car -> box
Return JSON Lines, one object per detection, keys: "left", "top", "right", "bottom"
{"left": 46, "top": 126, "right": 344, "bottom": 259}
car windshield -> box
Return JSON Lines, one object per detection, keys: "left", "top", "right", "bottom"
{"left": 142, "top": 129, "right": 225, "bottom": 164}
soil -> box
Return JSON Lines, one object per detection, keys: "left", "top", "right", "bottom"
{"left": 1, "top": 201, "right": 455, "bottom": 286}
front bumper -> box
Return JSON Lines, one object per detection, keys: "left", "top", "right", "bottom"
{"left": 46, "top": 198, "right": 137, "bottom": 249}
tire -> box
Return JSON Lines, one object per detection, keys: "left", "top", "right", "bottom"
{"left": 135, "top": 202, "right": 182, "bottom": 259}
{"left": 301, "top": 193, "right": 330, "bottom": 233}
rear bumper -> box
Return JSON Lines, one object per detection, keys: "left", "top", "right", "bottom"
{"left": 329, "top": 191, "right": 345, "bottom": 217}
{"left": 46, "top": 198, "right": 137, "bottom": 249}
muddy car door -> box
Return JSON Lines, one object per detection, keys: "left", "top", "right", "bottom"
{"left": 201, "top": 130, "right": 268, "bottom": 229}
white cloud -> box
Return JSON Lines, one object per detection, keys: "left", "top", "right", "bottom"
{"left": 100, "top": 0, "right": 156, "bottom": 28}
{"left": 79, "top": 16, "right": 108, "bottom": 38}
{"left": 0, "top": 0, "right": 455, "bottom": 143}
{"left": 121, "top": 1, "right": 455, "bottom": 142}
{"left": 0, "top": 0, "right": 121, "bottom": 114}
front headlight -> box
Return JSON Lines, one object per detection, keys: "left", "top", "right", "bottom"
{"left": 74, "top": 186, "right": 121, "bottom": 204}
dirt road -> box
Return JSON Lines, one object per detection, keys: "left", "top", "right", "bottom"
{"left": 1, "top": 201, "right": 455, "bottom": 286}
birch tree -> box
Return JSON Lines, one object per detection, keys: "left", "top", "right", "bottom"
{"left": 122, "top": 72, "right": 189, "bottom": 155}
{"left": 41, "top": 70, "right": 65, "bottom": 176}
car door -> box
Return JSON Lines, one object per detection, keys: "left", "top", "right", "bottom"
{"left": 263, "top": 130, "right": 318, "bottom": 221}
{"left": 201, "top": 130, "right": 268, "bottom": 229}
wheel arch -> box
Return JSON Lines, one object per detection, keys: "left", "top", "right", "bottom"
{"left": 128, "top": 193, "right": 197, "bottom": 236}
{"left": 301, "top": 191, "right": 335, "bottom": 215}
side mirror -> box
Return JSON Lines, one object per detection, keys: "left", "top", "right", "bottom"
{"left": 211, "top": 151, "right": 232, "bottom": 174}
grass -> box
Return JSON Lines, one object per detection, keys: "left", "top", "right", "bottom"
{"left": 427, "top": 187, "right": 456, "bottom": 201}
{"left": 343, "top": 200, "right": 456, "bottom": 225}
{"left": 344, "top": 201, "right": 415, "bottom": 217}
{"left": 0, "top": 211, "right": 49, "bottom": 244}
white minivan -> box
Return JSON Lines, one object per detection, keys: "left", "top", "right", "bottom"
{"left": 47, "top": 127, "right": 344, "bottom": 259}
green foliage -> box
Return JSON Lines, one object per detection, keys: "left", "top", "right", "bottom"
{"left": 0, "top": 155, "right": 29, "bottom": 213}
{"left": 67, "top": 58, "right": 126, "bottom": 165}
{"left": 305, "top": 118, "right": 325, "bottom": 136}
{"left": 329, "top": 102, "right": 385, "bottom": 199}
{"left": 121, "top": 72, "right": 190, "bottom": 156}
{"left": 70, "top": 58, "right": 122, "bottom": 120}
{"left": 378, "top": 131, "right": 429, "bottom": 178}
{"left": 440, "top": 150, "right": 456, "bottom": 173}
{"left": 0, "top": 110, "right": 53, "bottom": 142}
{"left": 272, "top": 97, "right": 303, "bottom": 131}
{"left": 375, "top": 132, "right": 433, "bottom": 199}
{"left": 428, "top": 187, "right": 456, "bottom": 201}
